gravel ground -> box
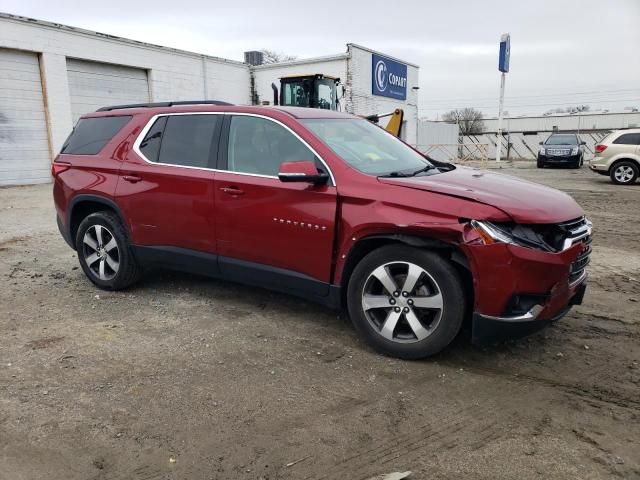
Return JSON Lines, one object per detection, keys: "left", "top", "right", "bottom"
{"left": 1, "top": 163, "right": 639, "bottom": 480}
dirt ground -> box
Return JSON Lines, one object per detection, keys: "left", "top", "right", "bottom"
{"left": 1, "top": 163, "right": 639, "bottom": 480}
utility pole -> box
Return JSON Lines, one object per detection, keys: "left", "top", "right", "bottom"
{"left": 496, "top": 72, "right": 506, "bottom": 162}
{"left": 496, "top": 33, "right": 510, "bottom": 163}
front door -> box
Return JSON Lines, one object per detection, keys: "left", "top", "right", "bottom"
{"left": 116, "top": 113, "right": 221, "bottom": 253}
{"left": 214, "top": 114, "right": 337, "bottom": 295}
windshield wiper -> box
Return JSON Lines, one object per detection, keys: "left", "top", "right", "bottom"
{"left": 378, "top": 164, "right": 437, "bottom": 178}
{"left": 407, "top": 165, "right": 437, "bottom": 176}
{"left": 378, "top": 171, "right": 411, "bottom": 178}
{"left": 378, "top": 165, "right": 438, "bottom": 178}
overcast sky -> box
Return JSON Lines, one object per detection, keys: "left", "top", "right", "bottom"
{"left": 2, "top": 0, "right": 639, "bottom": 118}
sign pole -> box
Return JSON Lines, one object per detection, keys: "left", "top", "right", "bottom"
{"left": 496, "top": 72, "right": 506, "bottom": 163}
{"left": 496, "top": 33, "right": 510, "bottom": 163}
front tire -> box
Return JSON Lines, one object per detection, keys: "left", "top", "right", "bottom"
{"left": 537, "top": 159, "right": 545, "bottom": 168}
{"left": 347, "top": 245, "right": 466, "bottom": 359}
{"left": 610, "top": 161, "right": 639, "bottom": 185}
{"left": 75, "top": 211, "right": 141, "bottom": 290}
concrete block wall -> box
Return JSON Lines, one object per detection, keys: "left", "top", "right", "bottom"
{"left": 0, "top": 14, "right": 251, "bottom": 155}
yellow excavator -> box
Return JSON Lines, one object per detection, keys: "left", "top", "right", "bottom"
{"left": 271, "top": 74, "right": 404, "bottom": 138}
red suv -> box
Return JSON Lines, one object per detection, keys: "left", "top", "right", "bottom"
{"left": 53, "top": 102, "right": 591, "bottom": 358}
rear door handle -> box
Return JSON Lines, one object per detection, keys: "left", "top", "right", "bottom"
{"left": 220, "top": 186, "right": 244, "bottom": 196}
{"left": 122, "top": 174, "right": 142, "bottom": 183}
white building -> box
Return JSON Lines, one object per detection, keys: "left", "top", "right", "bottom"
{"left": 0, "top": 13, "right": 420, "bottom": 186}
{"left": 252, "top": 44, "right": 420, "bottom": 144}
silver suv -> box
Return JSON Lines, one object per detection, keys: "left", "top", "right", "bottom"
{"left": 590, "top": 129, "right": 640, "bottom": 184}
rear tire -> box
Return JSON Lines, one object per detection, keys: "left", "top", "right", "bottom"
{"left": 610, "top": 160, "right": 639, "bottom": 185}
{"left": 347, "top": 245, "right": 465, "bottom": 359}
{"left": 75, "top": 211, "right": 141, "bottom": 290}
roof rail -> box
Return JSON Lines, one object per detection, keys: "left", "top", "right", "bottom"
{"left": 96, "top": 100, "right": 233, "bottom": 112}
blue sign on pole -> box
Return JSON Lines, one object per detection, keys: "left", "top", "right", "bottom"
{"left": 498, "top": 33, "right": 510, "bottom": 73}
{"left": 372, "top": 53, "right": 407, "bottom": 100}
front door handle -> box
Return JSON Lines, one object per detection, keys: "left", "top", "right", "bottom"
{"left": 122, "top": 174, "right": 142, "bottom": 183}
{"left": 220, "top": 186, "right": 244, "bottom": 196}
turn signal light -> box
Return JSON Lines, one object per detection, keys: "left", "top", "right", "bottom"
{"left": 51, "top": 162, "right": 71, "bottom": 177}
{"left": 594, "top": 144, "right": 607, "bottom": 154}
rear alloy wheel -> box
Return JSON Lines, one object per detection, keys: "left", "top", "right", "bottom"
{"left": 76, "top": 211, "right": 141, "bottom": 290}
{"left": 83, "top": 225, "right": 120, "bottom": 281}
{"left": 347, "top": 245, "right": 465, "bottom": 359}
{"left": 610, "top": 161, "right": 639, "bottom": 185}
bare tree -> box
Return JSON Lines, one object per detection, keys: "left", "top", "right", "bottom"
{"left": 544, "top": 105, "right": 591, "bottom": 116}
{"left": 260, "top": 49, "right": 298, "bottom": 64}
{"left": 442, "top": 108, "right": 485, "bottom": 135}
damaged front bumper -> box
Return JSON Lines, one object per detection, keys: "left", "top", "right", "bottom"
{"left": 463, "top": 238, "right": 590, "bottom": 345}
{"left": 471, "top": 281, "right": 587, "bottom": 344}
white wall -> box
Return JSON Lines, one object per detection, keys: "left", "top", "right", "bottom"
{"left": 346, "top": 44, "right": 419, "bottom": 145}
{"left": 0, "top": 13, "right": 251, "bottom": 156}
{"left": 482, "top": 112, "right": 640, "bottom": 133}
{"left": 416, "top": 120, "right": 459, "bottom": 162}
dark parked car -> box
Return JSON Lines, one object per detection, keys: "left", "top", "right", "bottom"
{"left": 537, "top": 133, "right": 586, "bottom": 168}
{"left": 52, "top": 101, "right": 591, "bottom": 359}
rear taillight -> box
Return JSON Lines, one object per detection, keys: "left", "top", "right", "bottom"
{"left": 51, "top": 161, "right": 71, "bottom": 177}
{"left": 595, "top": 144, "right": 607, "bottom": 154}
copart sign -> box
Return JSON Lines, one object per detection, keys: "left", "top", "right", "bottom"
{"left": 372, "top": 53, "right": 407, "bottom": 100}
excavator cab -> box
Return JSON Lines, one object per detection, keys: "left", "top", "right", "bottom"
{"left": 273, "top": 74, "right": 340, "bottom": 110}
{"left": 271, "top": 74, "right": 404, "bottom": 138}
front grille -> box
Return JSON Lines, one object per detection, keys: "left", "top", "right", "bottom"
{"left": 559, "top": 216, "right": 592, "bottom": 285}
{"left": 547, "top": 148, "right": 571, "bottom": 156}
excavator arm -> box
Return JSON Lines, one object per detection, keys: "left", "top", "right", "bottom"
{"left": 364, "top": 109, "right": 404, "bottom": 138}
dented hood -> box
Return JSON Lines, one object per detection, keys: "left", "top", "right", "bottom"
{"left": 379, "top": 166, "right": 584, "bottom": 224}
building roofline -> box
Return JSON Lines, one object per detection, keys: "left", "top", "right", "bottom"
{"left": 482, "top": 111, "right": 640, "bottom": 121}
{"left": 347, "top": 43, "right": 420, "bottom": 68}
{"left": 251, "top": 53, "right": 349, "bottom": 70}
{"left": 0, "top": 12, "right": 247, "bottom": 66}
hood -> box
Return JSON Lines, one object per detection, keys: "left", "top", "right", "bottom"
{"left": 379, "top": 166, "right": 584, "bottom": 224}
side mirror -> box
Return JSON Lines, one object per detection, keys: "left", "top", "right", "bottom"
{"left": 580, "top": 140, "right": 586, "bottom": 145}
{"left": 539, "top": 141, "right": 543, "bottom": 145}
{"left": 278, "top": 160, "right": 328, "bottom": 185}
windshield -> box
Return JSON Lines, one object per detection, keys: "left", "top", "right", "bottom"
{"left": 302, "top": 118, "right": 432, "bottom": 176}
{"left": 545, "top": 134, "right": 577, "bottom": 145}
{"left": 282, "top": 80, "right": 311, "bottom": 108}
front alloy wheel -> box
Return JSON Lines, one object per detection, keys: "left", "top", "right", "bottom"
{"left": 347, "top": 245, "right": 465, "bottom": 359}
{"left": 362, "top": 262, "right": 443, "bottom": 343}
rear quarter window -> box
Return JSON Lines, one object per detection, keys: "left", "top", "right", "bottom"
{"left": 613, "top": 133, "right": 640, "bottom": 145}
{"left": 61, "top": 116, "right": 132, "bottom": 155}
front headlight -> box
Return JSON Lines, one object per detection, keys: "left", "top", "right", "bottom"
{"left": 539, "top": 148, "right": 546, "bottom": 155}
{"left": 571, "top": 147, "right": 579, "bottom": 155}
{"left": 470, "top": 220, "right": 517, "bottom": 246}
{"left": 470, "top": 220, "right": 557, "bottom": 252}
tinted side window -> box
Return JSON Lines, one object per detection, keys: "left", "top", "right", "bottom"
{"left": 227, "top": 116, "right": 317, "bottom": 176}
{"left": 61, "top": 116, "right": 132, "bottom": 155}
{"left": 613, "top": 133, "right": 640, "bottom": 145}
{"left": 139, "top": 117, "right": 167, "bottom": 162}
{"left": 157, "top": 115, "right": 219, "bottom": 168}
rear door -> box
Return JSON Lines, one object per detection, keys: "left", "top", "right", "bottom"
{"left": 116, "top": 113, "right": 220, "bottom": 254}
{"left": 214, "top": 114, "right": 337, "bottom": 294}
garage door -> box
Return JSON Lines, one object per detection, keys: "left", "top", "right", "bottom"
{"left": 66, "top": 59, "right": 149, "bottom": 122}
{"left": 0, "top": 48, "right": 51, "bottom": 186}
